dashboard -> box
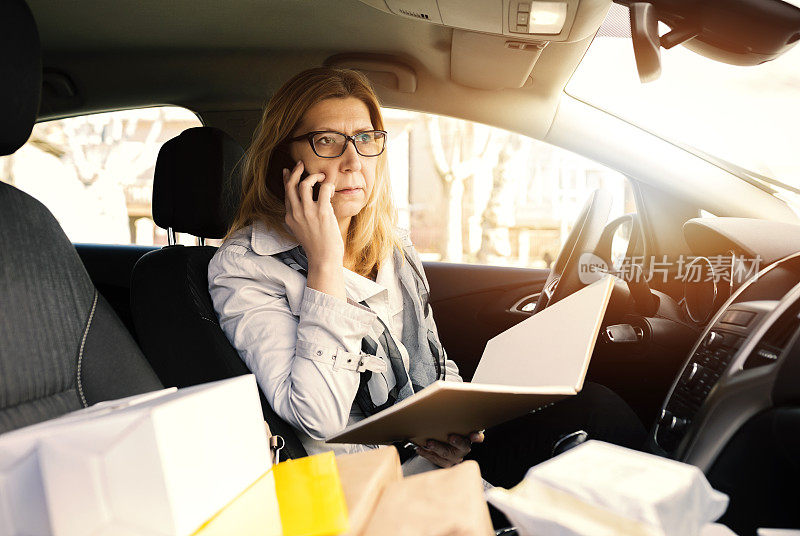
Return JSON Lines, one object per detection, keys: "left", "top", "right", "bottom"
{"left": 649, "top": 218, "right": 800, "bottom": 470}
{"left": 678, "top": 217, "right": 800, "bottom": 326}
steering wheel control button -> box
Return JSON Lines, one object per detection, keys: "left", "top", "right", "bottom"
{"left": 686, "top": 363, "right": 700, "bottom": 383}
{"left": 669, "top": 416, "right": 689, "bottom": 433}
{"left": 704, "top": 331, "right": 724, "bottom": 349}
{"left": 659, "top": 409, "right": 691, "bottom": 433}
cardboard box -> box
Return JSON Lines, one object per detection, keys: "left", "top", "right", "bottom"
{"left": 193, "top": 447, "right": 403, "bottom": 536}
{"left": 362, "top": 460, "right": 494, "bottom": 536}
{"left": 336, "top": 447, "right": 402, "bottom": 536}
{"left": 0, "top": 376, "right": 271, "bottom": 536}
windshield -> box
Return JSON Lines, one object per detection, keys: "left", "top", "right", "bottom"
{"left": 567, "top": 4, "right": 800, "bottom": 192}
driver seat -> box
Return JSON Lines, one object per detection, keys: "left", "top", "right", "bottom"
{"left": 129, "top": 127, "right": 307, "bottom": 459}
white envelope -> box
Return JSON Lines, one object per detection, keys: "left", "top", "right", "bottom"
{"left": 0, "top": 375, "right": 272, "bottom": 536}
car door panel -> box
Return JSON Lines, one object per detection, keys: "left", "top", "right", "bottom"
{"left": 423, "top": 262, "right": 549, "bottom": 381}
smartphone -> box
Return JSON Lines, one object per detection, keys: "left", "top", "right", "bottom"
{"left": 266, "top": 149, "right": 321, "bottom": 201}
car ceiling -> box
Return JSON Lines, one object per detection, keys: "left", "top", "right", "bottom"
{"left": 25, "top": 0, "right": 600, "bottom": 142}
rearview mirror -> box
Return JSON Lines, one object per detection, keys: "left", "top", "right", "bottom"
{"left": 626, "top": 0, "right": 800, "bottom": 84}
{"left": 629, "top": 2, "right": 661, "bottom": 83}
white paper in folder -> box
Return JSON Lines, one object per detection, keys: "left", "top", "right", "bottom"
{"left": 328, "top": 276, "right": 616, "bottom": 445}
{"left": 0, "top": 375, "right": 273, "bottom": 536}
{"left": 471, "top": 274, "right": 614, "bottom": 389}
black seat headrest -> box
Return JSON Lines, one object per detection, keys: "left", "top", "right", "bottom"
{"left": 1, "top": 0, "right": 41, "bottom": 156}
{"left": 153, "top": 127, "right": 244, "bottom": 240}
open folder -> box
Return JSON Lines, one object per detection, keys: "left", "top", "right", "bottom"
{"left": 327, "top": 275, "right": 616, "bottom": 446}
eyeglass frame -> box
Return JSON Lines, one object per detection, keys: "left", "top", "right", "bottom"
{"left": 284, "top": 129, "right": 388, "bottom": 158}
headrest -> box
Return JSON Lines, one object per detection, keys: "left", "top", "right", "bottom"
{"left": 153, "top": 127, "right": 244, "bottom": 239}
{"left": 0, "top": 0, "right": 42, "bottom": 156}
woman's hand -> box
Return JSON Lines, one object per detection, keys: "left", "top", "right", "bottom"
{"left": 283, "top": 160, "right": 346, "bottom": 300}
{"left": 415, "top": 431, "right": 485, "bottom": 468}
{"left": 283, "top": 160, "right": 342, "bottom": 265}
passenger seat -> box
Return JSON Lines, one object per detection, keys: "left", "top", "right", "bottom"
{"left": 130, "top": 127, "right": 307, "bottom": 459}
{"left": 0, "top": 0, "right": 163, "bottom": 434}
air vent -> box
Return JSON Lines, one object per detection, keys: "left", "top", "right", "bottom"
{"left": 384, "top": 0, "right": 443, "bottom": 24}
{"left": 745, "top": 302, "right": 800, "bottom": 369}
{"left": 398, "top": 8, "right": 431, "bottom": 19}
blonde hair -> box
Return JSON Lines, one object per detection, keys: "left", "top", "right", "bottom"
{"left": 227, "top": 67, "right": 401, "bottom": 277}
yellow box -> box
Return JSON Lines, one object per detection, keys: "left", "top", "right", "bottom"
{"left": 274, "top": 451, "right": 350, "bottom": 536}
{"left": 192, "top": 468, "right": 282, "bottom": 536}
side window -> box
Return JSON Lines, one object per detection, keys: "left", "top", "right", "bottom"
{"left": 0, "top": 106, "right": 202, "bottom": 246}
{"left": 382, "top": 109, "right": 635, "bottom": 268}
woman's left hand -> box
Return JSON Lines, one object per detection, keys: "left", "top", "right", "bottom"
{"left": 415, "top": 431, "right": 485, "bottom": 468}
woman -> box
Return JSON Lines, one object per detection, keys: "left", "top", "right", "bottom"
{"left": 208, "top": 67, "right": 645, "bottom": 482}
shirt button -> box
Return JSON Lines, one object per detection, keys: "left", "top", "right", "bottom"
{"left": 316, "top": 350, "right": 323, "bottom": 356}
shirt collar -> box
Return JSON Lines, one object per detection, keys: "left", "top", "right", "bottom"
{"left": 376, "top": 251, "right": 404, "bottom": 315}
{"left": 343, "top": 267, "right": 387, "bottom": 305}
{"left": 250, "top": 220, "right": 299, "bottom": 256}
{"left": 249, "top": 220, "right": 392, "bottom": 305}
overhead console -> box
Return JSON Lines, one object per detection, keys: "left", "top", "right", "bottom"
{"left": 357, "top": 0, "right": 611, "bottom": 89}
{"left": 358, "top": 0, "right": 609, "bottom": 42}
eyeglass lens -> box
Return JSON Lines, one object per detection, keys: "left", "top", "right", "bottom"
{"left": 312, "top": 131, "right": 386, "bottom": 157}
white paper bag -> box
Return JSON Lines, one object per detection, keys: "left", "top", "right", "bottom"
{"left": 0, "top": 387, "right": 177, "bottom": 536}
{"left": 0, "top": 375, "right": 272, "bottom": 536}
{"left": 486, "top": 441, "right": 729, "bottom": 536}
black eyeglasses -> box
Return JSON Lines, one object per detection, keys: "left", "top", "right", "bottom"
{"left": 285, "top": 130, "right": 387, "bottom": 158}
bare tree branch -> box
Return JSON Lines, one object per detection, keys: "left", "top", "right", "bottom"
{"left": 427, "top": 115, "right": 453, "bottom": 182}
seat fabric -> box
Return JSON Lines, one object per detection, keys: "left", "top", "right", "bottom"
{"left": 0, "top": 0, "right": 162, "bottom": 434}
{"left": 0, "top": 183, "right": 163, "bottom": 434}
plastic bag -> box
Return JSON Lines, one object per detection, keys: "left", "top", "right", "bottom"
{"left": 486, "top": 441, "right": 729, "bottom": 536}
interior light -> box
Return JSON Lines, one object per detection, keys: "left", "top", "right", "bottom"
{"left": 528, "top": 2, "right": 567, "bottom": 34}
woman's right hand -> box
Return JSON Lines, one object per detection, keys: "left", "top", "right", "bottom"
{"left": 415, "top": 431, "right": 485, "bottom": 468}
{"left": 283, "top": 160, "right": 347, "bottom": 300}
{"left": 283, "top": 160, "right": 342, "bottom": 266}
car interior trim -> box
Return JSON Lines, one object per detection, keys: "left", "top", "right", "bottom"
{"left": 653, "top": 252, "right": 800, "bottom": 470}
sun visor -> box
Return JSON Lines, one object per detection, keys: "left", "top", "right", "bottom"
{"left": 450, "top": 30, "right": 547, "bottom": 90}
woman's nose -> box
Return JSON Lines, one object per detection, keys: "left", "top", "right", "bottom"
{"left": 338, "top": 140, "right": 362, "bottom": 173}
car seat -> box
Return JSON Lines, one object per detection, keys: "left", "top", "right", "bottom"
{"left": 0, "top": 0, "right": 163, "bottom": 434}
{"left": 130, "top": 127, "right": 307, "bottom": 459}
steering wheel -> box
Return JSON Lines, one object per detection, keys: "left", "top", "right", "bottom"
{"left": 531, "top": 189, "right": 614, "bottom": 314}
